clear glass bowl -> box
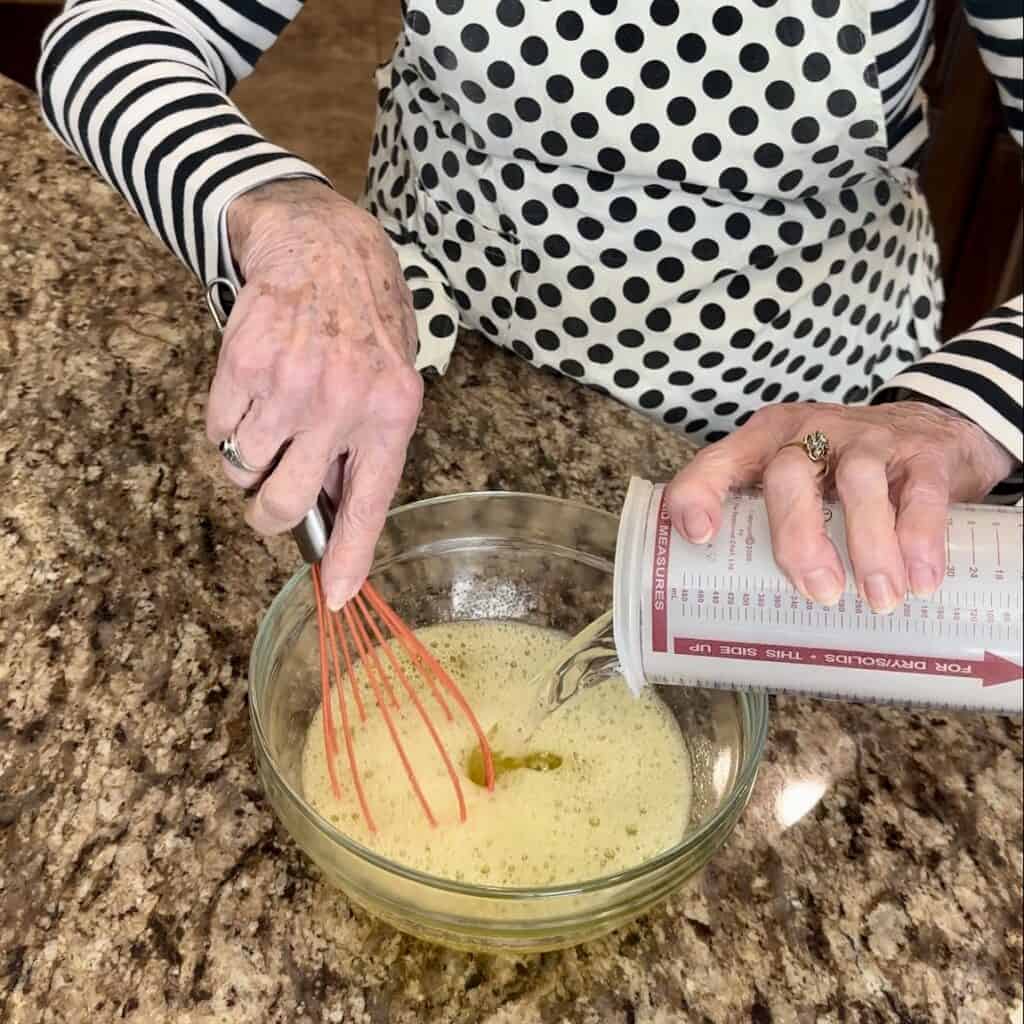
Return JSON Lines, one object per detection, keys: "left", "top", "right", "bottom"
{"left": 250, "top": 492, "right": 768, "bottom": 953}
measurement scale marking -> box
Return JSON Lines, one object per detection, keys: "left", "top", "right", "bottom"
{"left": 672, "top": 637, "right": 1022, "bottom": 688}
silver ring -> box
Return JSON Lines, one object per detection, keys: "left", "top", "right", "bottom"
{"left": 219, "top": 434, "right": 260, "bottom": 474}
{"left": 205, "top": 277, "right": 238, "bottom": 333}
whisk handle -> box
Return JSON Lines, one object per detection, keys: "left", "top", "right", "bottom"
{"left": 292, "top": 490, "right": 337, "bottom": 564}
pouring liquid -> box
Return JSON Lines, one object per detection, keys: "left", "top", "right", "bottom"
{"left": 465, "top": 746, "right": 562, "bottom": 787}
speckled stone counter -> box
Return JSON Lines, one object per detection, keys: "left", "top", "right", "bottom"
{"left": 1, "top": 77, "right": 1021, "bottom": 1024}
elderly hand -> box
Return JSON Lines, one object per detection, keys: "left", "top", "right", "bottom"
{"left": 665, "top": 401, "right": 1017, "bottom": 613}
{"left": 206, "top": 179, "right": 422, "bottom": 609}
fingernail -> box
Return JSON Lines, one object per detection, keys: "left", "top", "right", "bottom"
{"left": 863, "top": 573, "right": 898, "bottom": 614}
{"left": 908, "top": 562, "right": 938, "bottom": 598}
{"left": 326, "top": 579, "right": 357, "bottom": 611}
{"left": 802, "top": 568, "right": 843, "bottom": 605}
{"left": 680, "top": 507, "right": 712, "bottom": 544}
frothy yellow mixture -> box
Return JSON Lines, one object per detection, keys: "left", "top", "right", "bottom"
{"left": 300, "top": 620, "right": 692, "bottom": 886}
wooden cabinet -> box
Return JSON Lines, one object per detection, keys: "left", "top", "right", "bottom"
{"left": 4, "top": 0, "right": 1021, "bottom": 340}
{"left": 921, "top": 0, "right": 1024, "bottom": 338}
{"left": 1, "top": 2, "right": 56, "bottom": 95}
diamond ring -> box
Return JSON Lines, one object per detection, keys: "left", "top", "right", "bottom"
{"left": 779, "top": 430, "right": 831, "bottom": 473}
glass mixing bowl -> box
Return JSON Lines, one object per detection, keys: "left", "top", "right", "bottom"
{"left": 250, "top": 492, "right": 768, "bottom": 953}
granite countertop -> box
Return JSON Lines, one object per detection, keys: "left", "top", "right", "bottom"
{"left": 1, "top": 76, "right": 1021, "bottom": 1024}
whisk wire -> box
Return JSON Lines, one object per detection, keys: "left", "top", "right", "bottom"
{"left": 345, "top": 602, "right": 400, "bottom": 711}
{"left": 344, "top": 601, "right": 440, "bottom": 827}
{"left": 311, "top": 564, "right": 343, "bottom": 801}
{"left": 310, "top": 570, "right": 496, "bottom": 833}
{"left": 325, "top": 606, "right": 376, "bottom": 832}
{"left": 363, "top": 582, "right": 497, "bottom": 792}
{"left": 361, "top": 588, "right": 453, "bottom": 721}
{"left": 331, "top": 607, "right": 367, "bottom": 723}
{"left": 354, "top": 592, "right": 469, "bottom": 824}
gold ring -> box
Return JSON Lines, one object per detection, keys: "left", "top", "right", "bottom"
{"left": 779, "top": 430, "right": 831, "bottom": 473}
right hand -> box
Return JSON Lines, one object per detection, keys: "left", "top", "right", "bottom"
{"left": 206, "top": 179, "right": 423, "bottom": 609}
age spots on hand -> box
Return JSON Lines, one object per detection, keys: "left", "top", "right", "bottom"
{"left": 322, "top": 309, "right": 341, "bottom": 338}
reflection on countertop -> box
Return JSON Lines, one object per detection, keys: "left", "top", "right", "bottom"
{"left": 1, "top": 75, "right": 1021, "bottom": 1024}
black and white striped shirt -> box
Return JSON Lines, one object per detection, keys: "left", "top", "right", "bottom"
{"left": 37, "top": 0, "right": 1023, "bottom": 487}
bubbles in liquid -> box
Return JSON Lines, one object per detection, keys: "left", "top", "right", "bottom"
{"left": 300, "top": 619, "right": 692, "bottom": 887}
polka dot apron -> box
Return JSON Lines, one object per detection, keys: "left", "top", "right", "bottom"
{"left": 363, "top": 0, "right": 943, "bottom": 442}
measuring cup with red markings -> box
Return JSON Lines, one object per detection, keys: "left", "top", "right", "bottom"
{"left": 528, "top": 478, "right": 1022, "bottom": 722}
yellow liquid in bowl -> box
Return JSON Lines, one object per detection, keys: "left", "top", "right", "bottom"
{"left": 300, "top": 620, "right": 692, "bottom": 887}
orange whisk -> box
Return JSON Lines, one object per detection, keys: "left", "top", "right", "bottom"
{"left": 202, "top": 283, "right": 493, "bottom": 828}
{"left": 307, "top": 558, "right": 495, "bottom": 834}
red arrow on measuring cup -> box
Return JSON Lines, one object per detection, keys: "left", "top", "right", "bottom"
{"left": 672, "top": 637, "right": 1023, "bottom": 687}
{"left": 976, "top": 651, "right": 1024, "bottom": 687}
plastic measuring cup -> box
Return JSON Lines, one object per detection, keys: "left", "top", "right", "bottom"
{"left": 613, "top": 478, "right": 1022, "bottom": 714}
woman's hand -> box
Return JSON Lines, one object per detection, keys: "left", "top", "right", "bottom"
{"left": 206, "top": 179, "right": 422, "bottom": 609}
{"left": 665, "top": 401, "right": 1017, "bottom": 613}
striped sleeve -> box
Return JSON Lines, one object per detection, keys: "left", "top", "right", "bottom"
{"left": 36, "top": 0, "right": 331, "bottom": 289}
{"left": 871, "top": 0, "right": 936, "bottom": 168}
{"left": 964, "top": 0, "right": 1023, "bottom": 148}
{"left": 874, "top": 1, "right": 1023, "bottom": 500}
{"left": 873, "top": 299, "right": 1024, "bottom": 499}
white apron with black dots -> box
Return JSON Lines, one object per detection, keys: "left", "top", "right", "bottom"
{"left": 362, "top": 1, "right": 943, "bottom": 443}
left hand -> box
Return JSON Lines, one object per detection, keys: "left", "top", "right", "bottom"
{"left": 665, "top": 401, "right": 1017, "bottom": 613}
